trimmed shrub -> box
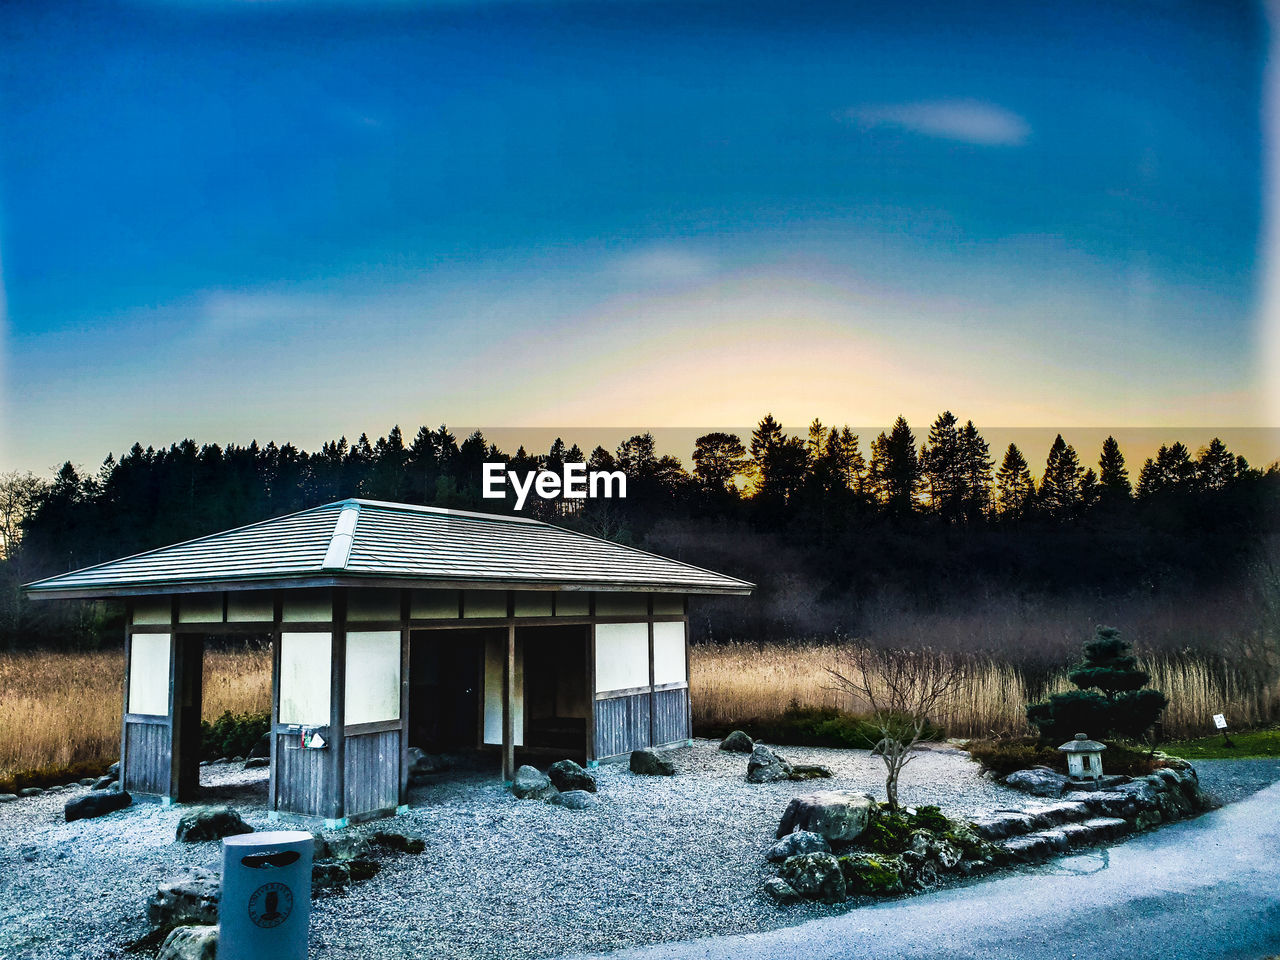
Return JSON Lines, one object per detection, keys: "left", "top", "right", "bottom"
{"left": 200, "top": 711, "right": 269, "bottom": 761}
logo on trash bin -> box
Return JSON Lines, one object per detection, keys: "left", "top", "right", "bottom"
{"left": 248, "top": 882, "right": 293, "bottom": 928}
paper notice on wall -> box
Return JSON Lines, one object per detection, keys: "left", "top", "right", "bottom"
{"left": 1213, "top": 714, "right": 1227, "bottom": 729}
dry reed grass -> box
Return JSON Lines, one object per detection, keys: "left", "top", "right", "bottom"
{"left": 3, "top": 640, "right": 1276, "bottom": 783}
{"left": 0, "top": 644, "right": 270, "bottom": 782}
{"left": 690, "top": 641, "right": 1280, "bottom": 740}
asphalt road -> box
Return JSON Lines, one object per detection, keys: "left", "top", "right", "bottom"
{"left": 565, "top": 779, "right": 1280, "bottom": 960}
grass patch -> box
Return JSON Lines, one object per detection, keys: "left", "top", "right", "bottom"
{"left": 1159, "top": 727, "right": 1280, "bottom": 760}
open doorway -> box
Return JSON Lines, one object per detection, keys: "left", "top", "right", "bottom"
{"left": 408, "top": 628, "right": 489, "bottom": 752}
{"left": 519, "top": 624, "right": 588, "bottom": 759}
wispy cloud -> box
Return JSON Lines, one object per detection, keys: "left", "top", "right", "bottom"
{"left": 607, "top": 247, "right": 716, "bottom": 285}
{"left": 843, "top": 99, "right": 1030, "bottom": 146}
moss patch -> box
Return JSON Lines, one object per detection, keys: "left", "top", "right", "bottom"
{"left": 838, "top": 854, "right": 905, "bottom": 895}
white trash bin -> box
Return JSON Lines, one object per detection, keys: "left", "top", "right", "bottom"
{"left": 220, "top": 830, "right": 313, "bottom": 960}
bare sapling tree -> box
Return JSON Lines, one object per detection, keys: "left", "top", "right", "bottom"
{"left": 827, "top": 646, "right": 967, "bottom": 811}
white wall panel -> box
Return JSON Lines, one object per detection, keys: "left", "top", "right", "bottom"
{"left": 282, "top": 589, "right": 332, "bottom": 623}
{"left": 410, "top": 590, "right": 458, "bottom": 619}
{"left": 347, "top": 589, "right": 401, "bottom": 622}
{"left": 464, "top": 590, "right": 507, "bottom": 619}
{"left": 227, "top": 592, "right": 274, "bottom": 622}
{"left": 483, "top": 635, "right": 523, "bottom": 745}
{"left": 595, "top": 593, "right": 648, "bottom": 617}
{"left": 594, "top": 622, "right": 650, "bottom": 692}
{"left": 513, "top": 591, "right": 552, "bottom": 617}
{"left": 128, "top": 633, "right": 171, "bottom": 715}
{"left": 345, "top": 631, "right": 401, "bottom": 724}
{"left": 652, "top": 621, "right": 687, "bottom": 685}
{"left": 555, "top": 593, "right": 589, "bottom": 617}
{"left": 132, "top": 598, "right": 170, "bottom": 625}
{"left": 178, "top": 594, "right": 223, "bottom": 623}
{"left": 279, "top": 632, "right": 332, "bottom": 725}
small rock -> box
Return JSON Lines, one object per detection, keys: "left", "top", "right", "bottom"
{"left": 0, "top": 794, "right": 16, "bottom": 803}
{"left": 65, "top": 789, "right": 132, "bottom": 821}
{"left": 198, "top": 760, "right": 211, "bottom": 767}
{"left": 407, "top": 747, "right": 451, "bottom": 779}
{"left": 511, "top": 765, "right": 557, "bottom": 800}
{"left": 92, "top": 776, "right": 116, "bottom": 790}
{"left": 244, "top": 757, "right": 268, "bottom": 769}
{"left": 248, "top": 734, "right": 270, "bottom": 759}
{"left": 1004, "top": 768, "right": 1070, "bottom": 798}
{"left": 312, "top": 862, "right": 351, "bottom": 890}
{"left": 775, "top": 791, "right": 878, "bottom": 843}
{"left": 548, "top": 759, "right": 597, "bottom": 793}
{"left": 148, "top": 868, "right": 220, "bottom": 928}
{"left": 719, "top": 730, "right": 755, "bottom": 752}
{"left": 762, "top": 877, "right": 801, "bottom": 904}
{"left": 766, "top": 830, "right": 831, "bottom": 863}
{"left": 78, "top": 777, "right": 96, "bottom": 787}
{"left": 175, "top": 805, "right": 254, "bottom": 843}
{"left": 629, "top": 749, "right": 675, "bottom": 776}
{"left": 347, "top": 857, "right": 381, "bottom": 882}
{"left": 746, "top": 744, "right": 793, "bottom": 784}
{"left": 107, "top": 761, "right": 120, "bottom": 777}
{"left": 551, "top": 790, "right": 599, "bottom": 810}
{"left": 779, "top": 852, "right": 846, "bottom": 904}
{"left": 229, "top": 755, "right": 245, "bottom": 763}
{"left": 788, "top": 764, "right": 833, "bottom": 781}
{"left": 158, "top": 924, "right": 218, "bottom": 960}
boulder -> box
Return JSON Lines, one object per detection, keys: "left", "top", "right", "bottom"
{"left": 837, "top": 853, "right": 905, "bottom": 896}
{"left": 1004, "top": 768, "right": 1070, "bottom": 798}
{"left": 762, "top": 877, "right": 801, "bottom": 904}
{"left": 247, "top": 734, "right": 270, "bottom": 759}
{"left": 65, "top": 789, "right": 131, "bottom": 822}
{"left": 18, "top": 787, "right": 42, "bottom": 797}
{"left": 551, "top": 790, "right": 599, "bottom": 810}
{"left": 1063, "top": 791, "right": 1136, "bottom": 819}
{"left": 107, "top": 761, "right": 120, "bottom": 777}
{"left": 148, "top": 868, "right": 220, "bottom": 928}
{"left": 747, "top": 744, "right": 793, "bottom": 784}
{"left": 908, "top": 830, "right": 962, "bottom": 870}
{"left": 229, "top": 755, "right": 245, "bottom": 763}
{"left": 719, "top": 730, "right": 755, "bottom": 753}
{"left": 775, "top": 791, "right": 878, "bottom": 843}
{"left": 511, "top": 765, "right": 557, "bottom": 800}
{"left": 407, "top": 747, "right": 451, "bottom": 782}
{"left": 0, "top": 794, "right": 16, "bottom": 803}
{"left": 175, "top": 805, "right": 254, "bottom": 843}
{"left": 91, "top": 776, "right": 116, "bottom": 790}
{"left": 779, "top": 852, "right": 846, "bottom": 904}
{"left": 78, "top": 777, "right": 96, "bottom": 787}
{"left": 766, "top": 830, "right": 831, "bottom": 863}
{"left": 629, "top": 749, "right": 675, "bottom": 776}
{"left": 900, "top": 850, "right": 940, "bottom": 890}
{"left": 158, "top": 924, "right": 218, "bottom": 960}
{"left": 788, "top": 764, "right": 833, "bottom": 781}
{"left": 548, "top": 759, "right": 597, "bottom": 793}
{"left": 244, "top": 757, "right": 268, "bottom": 769}
{"left": 1110, "top": 779, "right": 1160, "bottom": 810}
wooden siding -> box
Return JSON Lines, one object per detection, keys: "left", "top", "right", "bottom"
{"left": 274, "top": 733, "right": 333, "bottom": 818}
{"left": 123, "top": 720, "right": 171, "bottom": 795}
{"left": 344, "top": 729, "right": 401, "bottom": 817}
{"left": 652, "top": 687, "right": 690, "bottom": 744}
{"left": 593, "top": 692, "right": 651, "bottom": 759}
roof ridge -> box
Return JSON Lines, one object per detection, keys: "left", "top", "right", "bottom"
{"left": 346, "top": 498, "right": 542, "bottom": 525}
{"left": 321, "top": 502, "right": 361, "bottom": 571}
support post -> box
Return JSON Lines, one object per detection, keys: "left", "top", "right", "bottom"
{"left": 585, "top": 622, "right": 596, "bottom": 764}
{"left": 502, "top": 622, "right": 516, "bottom": 782}
{"left": 329, "top": 588, "right": 348, "bottom": 824}
{"left": 268, "top": 592, "right": 282, "bottom": 814}
{"left": 647, "top": 594, "right": 656, "bottom": 750}
{"left": 120, "top": 602, "right": 133, "bottom": 793}
{"left": 399, "top": 589, "right": 411, "bottom": 808}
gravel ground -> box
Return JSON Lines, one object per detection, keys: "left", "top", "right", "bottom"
{"left": 2, "top": 742, "right": 1276, "bottom": 960}
{"left": 1193, "top": 757, "right": 1280, "bottom": 806}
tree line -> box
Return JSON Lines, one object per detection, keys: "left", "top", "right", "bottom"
{"left": 1, "top": 413, "right": 1275, "bottom": 650}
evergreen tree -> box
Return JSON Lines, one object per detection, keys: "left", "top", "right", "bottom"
{"left": 1196, "top": 437, "right": 1237, "bottom": 490}
{"left": 1097, "top": 436, "right": 1130, "bottom": 502}
{"left": 1039, "top": 434, "right": 1083, "bottom": 517}
{"left": 1026, "top": 626, "right": 1167, "bottom": 742}
{"left": 869, "top": 416, "right": 920, "bottom": 518}
{"left": 824, "top": 426, "right": 866, "bottom": 493}
{"left": 995, "top": 443, "right": 1035, "bottom": 517}
{"left": 920, "top": 411, "right": 963, "bottom": 520}
{"left": 958, "top": 420, "right": 993, "bottom": 520}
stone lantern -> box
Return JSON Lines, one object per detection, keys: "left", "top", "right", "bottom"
{"left": 1059, "top": 733, "right": 1106, "bottom": 781}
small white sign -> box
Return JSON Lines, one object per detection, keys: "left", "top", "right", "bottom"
{"left": 1213, "top": 713, "right": 1227, "bottom": 729}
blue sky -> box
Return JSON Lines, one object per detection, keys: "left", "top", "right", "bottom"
{"left": 0, "top": 0, "right": 1271, "bottom": 473}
